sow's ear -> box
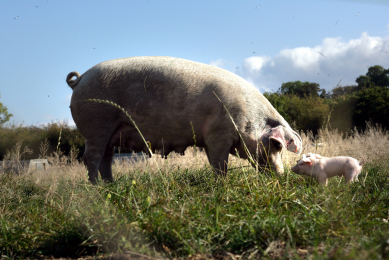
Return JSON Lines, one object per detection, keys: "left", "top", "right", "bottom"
{"left": 268, "top": 126, "right": 302, "bottom": 154}
{"left": 268, "top": 126, "right": 287, "bottom": 149}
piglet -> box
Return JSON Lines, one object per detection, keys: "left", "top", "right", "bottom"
{"left": 291, "top": 154, "right": 366, "bottom": 185}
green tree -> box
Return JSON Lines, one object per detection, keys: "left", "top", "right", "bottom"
{"left": 264, "top": 92, "right": 330, "bottom": 135}
{"left": 46, "top": 122, "right": 85, "bottom": 158}
{"left": 263, "top": 92, "right": 291, "bottom": 122}
{"left": 0, "top": 122, "right": 85, "bottom": 160}
{"left": 353, "top": 86, "right": 389, "bottom": 130}
{"left": 331, "top": 85, "right": 359, "bottom": 98}
{"left": 355, "top": 65, "right": 389, "bottom": 89}
{"left": 284, "top": 95, "right": 330, "bottom": 135}
{"left": 279, "top": 81, "right": 326, "bottom": 98}
{"left": 328, "top": 94, "right": 358, "bottom": 133}
{"left": 0, "top": 93, "right": 13, "bottom": 125}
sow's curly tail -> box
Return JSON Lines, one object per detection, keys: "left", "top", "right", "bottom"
{"left": 66, "top": 71, "right": 81, "bottom": 90}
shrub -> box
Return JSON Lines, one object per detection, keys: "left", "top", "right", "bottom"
{"left": 0, "top": 122, "right": 85, "bottom": 160}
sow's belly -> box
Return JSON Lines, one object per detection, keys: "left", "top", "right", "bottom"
{"left": 107, "top": 115, "right": 207, "bottom": 156}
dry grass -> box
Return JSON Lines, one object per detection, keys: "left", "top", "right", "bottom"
{"left": 283, "top": 124, "right": 389, "bottom": 168}
{"left": 14, "top": 124, "right": 388, "bottom": 184}
{"left": 109, "top": 124, "right": 389, "bottom": 177}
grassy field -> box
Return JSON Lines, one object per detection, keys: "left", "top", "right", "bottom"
{"left": 1, "top": 126, "right": 389, "bottom": 259}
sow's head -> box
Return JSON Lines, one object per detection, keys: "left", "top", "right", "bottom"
{"left": 255, "top": 126, "right": 302, "bottom": 175}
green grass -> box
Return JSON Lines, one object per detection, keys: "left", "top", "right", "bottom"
{"left": 1, "top": 158, "right": 389, "bottom": 259}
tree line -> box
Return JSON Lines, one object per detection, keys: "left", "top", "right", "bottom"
{"left": 264, "top": 65, "right": 389, "bottom": 135}
{"left": 0, "top": 122, "right": 85, "bottom": 161}
{"left": 0, "top": 65, "right": 388, "bottom": 159}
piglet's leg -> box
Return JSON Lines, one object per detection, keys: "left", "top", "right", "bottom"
{"left": 345, "top": 170, "right": 359, "bottom": 183}
{"left": 317, "top": 174, "right": 328, "bottom": 186}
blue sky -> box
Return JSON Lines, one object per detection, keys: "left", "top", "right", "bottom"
{"left": 1, "top": 0, "right": 389, "bottom": 126}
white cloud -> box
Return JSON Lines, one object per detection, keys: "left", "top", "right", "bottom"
{"left": 241, "top": 32, "right": 389, "bottom": 93}
{"left": 243, "top": 56, "right": 271, "bottom": 73}
{"left": 66, "top": 117, "right": 76, "bottom": 126}
{"left": 210, "top": 59, "right": 227, "bottom": 68}
{"left": 35, "top": 116, "right": 75, "bottom": 127}
{"left": 209, "top": 58, "right": 237, "bottom": 73}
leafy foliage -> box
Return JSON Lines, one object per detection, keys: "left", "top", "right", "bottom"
{"left": 353, "top": 86, "right": 389, "bottom": 130}
{"left": 264, "top": 93, "right": 330, "bottom": 135}
{"left": 279, "top": 81, "right": 327, "bottom": 98}
{"left": 46, "top": 122, "right": 85, "bottom": 158}
{"left": 331, "top": 84, "right": 360, "bottom": 98}
{"left": 326, "top": 94, "right": 358, "bottom": 133}
{"left": 0, "top": 92, "right": 13, "bottom": 125}
{"left": 0, "top": 122, "right": 85, "bottom": 160}
{"left": 265, "top": 65, "right": 389, "bottom": 134}
{"left": 356, "top": 65, "right": 389, "bottom": 89}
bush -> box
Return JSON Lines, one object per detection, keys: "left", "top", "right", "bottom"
{"left": 0, "top": 122, "right": 85, "bottom": 160}
{"left": 353, "top": 86, "right": 389, "bottom": 131}
{"left": 264, "top": 93, "right": 330, "bottom": 135}
{"left": 327, "top": 94, "right": 359, "bottom": 133}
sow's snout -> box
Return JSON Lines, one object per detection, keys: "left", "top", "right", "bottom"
{"left": 284, "top": 129, "right": 302, "bottom": 155}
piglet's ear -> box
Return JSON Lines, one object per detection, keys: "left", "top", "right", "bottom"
{"left": 301, "top": 161, "right": 312, "bottom": 166}
{"left": 301, "top": 157, "right": 311, "bottom": 164}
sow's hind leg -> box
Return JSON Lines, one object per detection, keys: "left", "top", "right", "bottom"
{"left": 99, "top": 144, "right": 115, "bottom": 182}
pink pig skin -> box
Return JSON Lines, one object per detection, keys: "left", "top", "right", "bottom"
{"left": 291, "top": 156, "right": 365, "bottom": 186}
{"left": 305, "top": 153, "right": 328, "bottom": 159}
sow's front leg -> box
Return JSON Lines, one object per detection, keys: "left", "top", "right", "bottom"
{"left": 204, "top": 136, "right": 234, "bottom": 176}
